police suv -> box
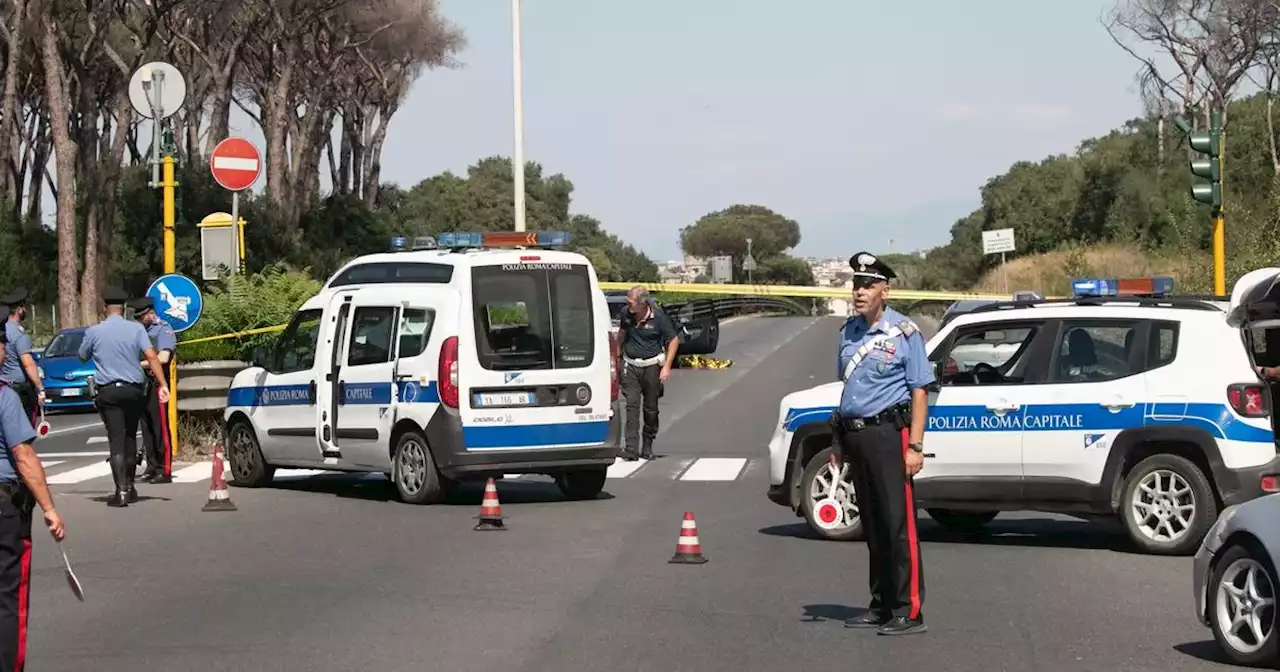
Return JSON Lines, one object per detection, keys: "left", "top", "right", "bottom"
{"left": 766, "top": 276, "right": 1280, "bottom": 555}
{"left": 222, "top": 231, "right": 623, "bottom": 504}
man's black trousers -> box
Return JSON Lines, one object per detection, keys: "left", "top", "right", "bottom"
{"left": 836, "top": 419, "right": 925, "bottom": 620}
{"left": 621, "top": 363, "right": 662, "bottom": 457}
{"left": 0, "top": 485, "right": 34, "bottom": 671}
{"left": 96, "top": 383, "right": 146, "bottom": 492}
{"left": 8, "top": 385, "right": 35, "bottom": 427}
{"left": 140, "top": 375, "right": 173, "bottom": 477}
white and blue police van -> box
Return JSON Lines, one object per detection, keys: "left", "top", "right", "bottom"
{"left": 222, "top": 231, "right": 623, "bottom": 504}
{"left": 766, "top": 276, "right": 1280, "bottom": 555}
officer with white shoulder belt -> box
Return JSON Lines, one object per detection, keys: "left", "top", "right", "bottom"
{"left": 0, "top": 322, "right": 66, "bottom": 671}
{"left": 0, "top": 289, "right": 44, "bottom": 426}
{"left": 832, "top": 252, "right": 934, "bottom": 636}
{"left": 78, "top": 288, "right": 171, "bottom": 507}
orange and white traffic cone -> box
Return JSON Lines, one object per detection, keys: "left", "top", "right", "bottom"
{"left": 202, "top": 443, "right": 237, "bottom": 512}
{"left": 668, "top": 511, "right": 708, "bottom": 564}
{"left": 474, "top": 478, "right": 506, "bottom": 530}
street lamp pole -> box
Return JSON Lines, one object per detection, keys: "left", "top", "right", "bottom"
{"left": 511, "top": 0, "right": 527, "bottom": 232}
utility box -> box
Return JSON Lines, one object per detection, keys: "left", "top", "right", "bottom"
{"left": 709, "top": 256, "right": 733, "bottom": 284}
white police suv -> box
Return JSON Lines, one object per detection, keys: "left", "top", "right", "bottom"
{"left": 767, "top": 276, "right": 1280, "bottom": 555}
{"left": 222, "top": 231, "right": 623, "bottom": 504}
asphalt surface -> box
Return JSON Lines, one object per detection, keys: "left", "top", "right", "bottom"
{"left": 23, "top": 316, "right": 1248, "bottom": 671}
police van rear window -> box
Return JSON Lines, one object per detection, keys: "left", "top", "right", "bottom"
{"left": 329, "top": 262, "right": 454, "bottom": 287}
{"left": 471, "top": 263, "right": 594, "bottom": 371}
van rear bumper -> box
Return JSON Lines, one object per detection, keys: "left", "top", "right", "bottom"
{"left": 426, "top": 404, "right": 622, "bottom": 479}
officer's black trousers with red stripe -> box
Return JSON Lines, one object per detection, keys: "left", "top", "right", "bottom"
{"left": 0, "top": 485, "right": 34, "bottom": 671}
{"left": 838, "top": 421, "right": 925, "bottom": 620}
{"left": 140, "top": 375, "right": 173, "bottom": 477}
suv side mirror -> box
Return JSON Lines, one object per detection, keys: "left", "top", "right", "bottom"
{"left": 251, "top": 347, "right": 269, "bottom": 369}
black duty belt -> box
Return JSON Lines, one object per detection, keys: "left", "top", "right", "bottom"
{"left": 0, "top": 481, "right": 28, "bottom": 497}
{"left": 834, "top": 405, "right": 908, "bottom": 431}
{"left": 99, "top": 381, "right": 144, "bottom": 390}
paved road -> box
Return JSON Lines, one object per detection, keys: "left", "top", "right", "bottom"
{"left": 24, "top": 316, "right": 1241, "bottom": 671}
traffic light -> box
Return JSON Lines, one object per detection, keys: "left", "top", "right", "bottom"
{"left": 1177, "top": 112, "right": 1222, "bottom": 211}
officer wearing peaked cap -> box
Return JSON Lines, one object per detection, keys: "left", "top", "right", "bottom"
{"left": 130, "top": 297, "right": 176, "bottom": 483}
{"left": 0, "top": 288, "right": 45, "bottom": 427}
{"left": 78, "top": 287, "right": 171, "bottom": 507}
{"left": 832, "top": 251, "right": 934, "bottom": 636}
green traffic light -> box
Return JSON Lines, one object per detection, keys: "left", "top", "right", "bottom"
{"left": 1190, "top": 158, "right": 1219, "bottom": 181}
{"left": 1189, "top": 131, "right": 1219, "bottom": 156}
{"left": 1191, "top": 182, "right": 1221, "bottom": 207}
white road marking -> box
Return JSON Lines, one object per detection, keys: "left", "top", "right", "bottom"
{"left": 40, "top": 460, "right": 63, "bottom": 469}
{"left": 86, "top": 437, "right": 107, "bottom": 444}
{"left": 39, "top": 451, "right": 108, "bottom": 458}
{"left": 679, "top": 457, "right": 748, "bottom": 481}
{"left": 606, "top": 458, "right": 647, "bottom": 479}
{"left": 47, "top": 461, "right": 113, "bottom": 485}
{"left": 45, "top": 421, "right": 104, "bottom": 437}
{"left": 172, "top": 463, "right": 216, "bottom": 483}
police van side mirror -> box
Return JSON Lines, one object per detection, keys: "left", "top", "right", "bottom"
{"left": 251, "top": 347, "right": 269, "bottom": 370}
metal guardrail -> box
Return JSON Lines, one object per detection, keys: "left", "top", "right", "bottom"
{"left": 662, "top": 295, "right": 810, "bottom": 320}
{"left": 175, "top": 360, "right": 247, "bottom": 412}
{"left": 599, "top": 281, "right": 1024, "bottom": 302}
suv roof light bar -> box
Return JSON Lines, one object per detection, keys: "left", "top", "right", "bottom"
{"left": 1071, "top": 276, "right": 1174, "bottom": 298}
{"left": 966, "top": 296, "right": 1224, "bottom": 315}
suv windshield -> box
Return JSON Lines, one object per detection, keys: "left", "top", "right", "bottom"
{"left": 43, "top": 331, "right": 84, "bottom": 358}
{"left": 471, "top": 263, "right": 595, "bottom": 371}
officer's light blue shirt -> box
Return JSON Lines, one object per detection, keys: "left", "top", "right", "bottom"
{"left": 837, "top": 306, "right": 935, "bottom": 418}
{"left": 0, "top": 386, "right": 34, "bottom": 482}
{"left": 147, "top": 319, "right": 177, "bottom": 353}
{"left": 1, "top": 320, "right": 32, "bottom": 383}
{"left": 78, "top": 315, "right": 153, "bottom": 385}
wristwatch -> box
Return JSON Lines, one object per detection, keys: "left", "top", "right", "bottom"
{"left": 908, "top": 441, "right": 924, "bottom": 454}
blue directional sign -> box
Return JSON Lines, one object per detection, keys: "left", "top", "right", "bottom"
{"left": 146, "top": 273, "right": 203, "bottom": 333}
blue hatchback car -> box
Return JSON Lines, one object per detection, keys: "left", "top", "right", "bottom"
{"left": 33, "top": 328, "right": 95, "bottom": 412}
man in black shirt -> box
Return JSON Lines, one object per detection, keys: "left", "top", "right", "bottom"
{"left": 614, "top": 286, "right": 680, "bottom": 461}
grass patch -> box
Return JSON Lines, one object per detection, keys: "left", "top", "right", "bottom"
{"left": 970, "top": 244, "right": 1210, "bottom": 296}
{"left": 175, "top": 410, "right": 224, "bottom": 462}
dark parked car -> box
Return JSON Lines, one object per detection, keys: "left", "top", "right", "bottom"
{"left": 604, "top": 292, "right": 720, "bottom": 356}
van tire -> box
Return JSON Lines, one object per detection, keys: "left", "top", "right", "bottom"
{"left": 226, "top": 418, "right": 274, "bottom": 488}
{"left": 1119, "top": 453, "right": 1218, "bottom": 555}
{"left": 555, "top": 468, "right": 608, "bottom": 500}
{"left": 391, "top": 430, "right": 446, "bottom": 505}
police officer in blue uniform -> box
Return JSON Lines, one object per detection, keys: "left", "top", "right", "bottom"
{"left": 0, "top": 324, "right": 66, "bottom": 671}
{"left": 0, "top": 289, "right": 45, "bottom": 426}
{"left": 78, "top": 288, "right": 171, "bottom": 507}
{"left": 130, "top": 298, "right": 176, "bottom": 483}
{"left": 833, "top": 252, "right": 934, "bottom": 636}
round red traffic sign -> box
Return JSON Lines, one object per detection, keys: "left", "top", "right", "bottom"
{"left": 209, "top": 137, "right": 262, "bottom": 192}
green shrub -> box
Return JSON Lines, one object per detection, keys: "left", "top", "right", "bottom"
{"left": 177, "top": 264, "right": 321, "bottom": 362}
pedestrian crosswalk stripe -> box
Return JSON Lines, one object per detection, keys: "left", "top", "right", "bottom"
{"left": 86, "top": 437, "right": 107, "bottom": 444}
{"left": 41, "top": 456, "right": 764, "bottom": 486}
{"left": 40, "top": 460, "right": 63, "bottom": 469}
{"left": 47, "top": 461, "right": 113, "bottom": 485}
{"left": 678, "top": 457, "right": 747, "bottom": 481}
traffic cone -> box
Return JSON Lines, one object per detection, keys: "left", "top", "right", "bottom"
{"left": 202, "top": 443, "right": 237, "bottom": 512}
{"left": 668, "top": 511, "right": 708, "bottom": 564}
{"left": 473, "top": 478, "right": 505, "bottom": 530}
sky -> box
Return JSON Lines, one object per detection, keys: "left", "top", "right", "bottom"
{"left": 123, "top": 0, "right": 1164, "bottom": 264}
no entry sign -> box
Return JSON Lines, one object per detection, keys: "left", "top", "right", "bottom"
{"left": 209, "top": 137, "right": 262, "bottom": 192}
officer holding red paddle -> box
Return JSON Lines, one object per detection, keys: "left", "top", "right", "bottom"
{"left": 0, "top": 324, "right": 66, "bottom": 671}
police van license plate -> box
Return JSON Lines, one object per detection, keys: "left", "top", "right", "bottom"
{"left": 474, "top": 392, "right": 533, "bottom": 407}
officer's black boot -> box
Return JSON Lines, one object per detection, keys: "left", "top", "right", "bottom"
{"left": 107, "top": 454, "right": 129, "bottom": 507}
{"left": 640, "top": 436, "right": 655, "bottom": 460}
{"left": 877, "top": 615, "right": 926, "bottom": 636}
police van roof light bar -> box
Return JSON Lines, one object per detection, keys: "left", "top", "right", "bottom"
{"left": 1071, "top": 276, "right": 1174, "bottom": 299}
{"left": 435, "top": 230, "right": 572, "bottom": 249}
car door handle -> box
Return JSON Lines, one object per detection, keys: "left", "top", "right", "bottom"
{"left": 987, "top": 402, "right": 1020, "bottom": 413}
{"left": 1102, "top": 399, "right": 1135, "bottom": 411}
{"left": 307, "top": 380, "right": 316, "bottom": 403}
{"left": 337, "top": 380, "right": 346, "bottom": 406}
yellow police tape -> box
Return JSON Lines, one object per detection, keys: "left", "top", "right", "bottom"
{"left": 598, "top": 281, "right": 1016, "bottom": 301}
{"left": 177, "top": 282, "right": 1025, "bottom": 346}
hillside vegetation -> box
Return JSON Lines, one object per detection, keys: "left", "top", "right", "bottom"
{"left": 911, "top": 91, "right": 1280, "bottom": 296}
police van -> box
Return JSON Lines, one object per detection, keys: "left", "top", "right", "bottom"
{"left": 222, "top": 231, "right": 623, "bottom": 504}
{"left": 766, "top": 276, "right": 1280, "bottom": 555}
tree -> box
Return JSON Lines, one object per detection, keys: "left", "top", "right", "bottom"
{"left": 679, "top": 204, "right": 803, "bottom": 283}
